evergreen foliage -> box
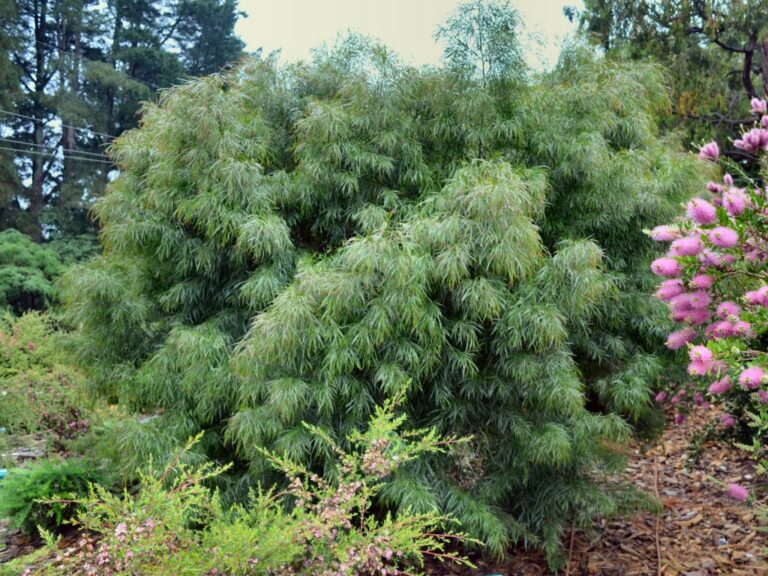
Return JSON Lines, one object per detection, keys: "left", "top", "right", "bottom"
{"left": 0, "top": 458, "right": 103, "bottom": 535}
{"left": 63, "top": 32, "right": 704, "bottom": 563}
{"left": 0, "top": 230, "right": 64, "bottom": 312}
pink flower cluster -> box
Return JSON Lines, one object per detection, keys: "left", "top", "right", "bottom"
{"left": 651, "top": 102, "right": 768, "bottom": 506}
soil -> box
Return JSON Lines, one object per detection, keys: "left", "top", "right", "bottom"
{"left": 427, "top": 407, "right": 768, "bottom": 575}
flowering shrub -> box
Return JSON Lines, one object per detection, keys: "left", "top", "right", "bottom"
{"left": 651, "top": 96, "right": 768, "bottom": 501}
{"left": 0, "top": 312, "right": 90, "bottom": 446}
{"left": 16, "top": 399, "right": 471, "bottom": 576}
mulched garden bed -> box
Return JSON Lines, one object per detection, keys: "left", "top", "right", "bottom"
{"left": 428, "top": 407, "right": 768, "bottom": 575}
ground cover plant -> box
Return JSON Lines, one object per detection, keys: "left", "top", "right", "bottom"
{"left": 8, "top": 401, "right": 471, "bottom": 576}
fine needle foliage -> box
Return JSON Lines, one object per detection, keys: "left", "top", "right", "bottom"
{"left": 62, "top": 27, "right": 704, "bottom": 565}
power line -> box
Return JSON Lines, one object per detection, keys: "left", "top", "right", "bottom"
{"left": 0, "top": 108, "right": 115, "bottom": 140}
{"left": 0, "top": 136, "right": 110, "bottom": 159}
{"left": 0, "top": 144, "right": 115, "bottom": 165}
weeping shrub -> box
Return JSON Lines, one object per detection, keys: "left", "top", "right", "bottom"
{"left": 62, "top": 38, "right": 703, "bottom": 564}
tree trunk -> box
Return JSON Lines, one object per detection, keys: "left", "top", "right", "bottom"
{"left": 29, "top": 0, "right": 49, "bottom": 242}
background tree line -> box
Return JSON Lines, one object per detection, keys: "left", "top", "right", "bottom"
{"left": 0, "top": 0, "right": 245, "bottom": 244}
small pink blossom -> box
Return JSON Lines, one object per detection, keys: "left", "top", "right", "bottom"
{"left": 687, "top": 198, "right": 718, "bottom": 225}
{"left": 728, "top": 483, "right": 749, "bottom": 501}
{"left": 723, "top": 188, "right": 749, "bottom": 216}
{"left": 689, "top": 274, "right": 714, "bottom": 290}
{"left": 722, "top": 413, "right": 737, "bottom": 428}
{"left": 699, "top": 141, "right": 720, "bottom": 161}
{"left": 670, "top": 235, "right": 704, "bottom": 256}
{"left": 666, "top": 327, "right": 697, "bottom": 350}
{"left": 656, "top": 279, "right": 686, "bottom": 301}
{"left": 751, "top": 98, "right": 767, "bottom": 115}
{"left": 655, "top": 391, "right": 668, "bottom": 403}
{"left": 708, "top": 376, "right": 732, "bottom": 395}
{"left": 734, "top": 128, "right": 768, "bottom": 153}
{"left": 650, "top": 225, "right": 681, "bottom": 242}
{"left": 716, "top": 301, "right": 741, "bottom": 319}
{"left": 739, "top": 366, "right": 766, "bottom": 389}
{"left": 651, "top": 257, "right": 683, "bottom": 277}
{"left": 707, "top": 226, "right": 739, "bottom": 248}
{"left": 707, "top": 181, "right": 724, "bottom": 194}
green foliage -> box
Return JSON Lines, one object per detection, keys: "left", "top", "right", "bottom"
{"left": 17, "top": 404, "right": 469, "bottom": 575}
{"left": 0, "top": 312, "right": 88, "bottom": 442}
{"left": 0, "top": 458, "right": 104, "bottom": 535}
{"left": 577, "top": 0, "right": 768, "bottom": 152}
{"left": 436, "top": 0, "right": 525, "bottom": 85}
{"left": 0, "top": 231, "right": 64, "bottom": 313}
{"left": 63, "top": 20, "right": 704, "bottom": 564}
{"left": 1, "top": 0, "right": 246, "bottom": 242}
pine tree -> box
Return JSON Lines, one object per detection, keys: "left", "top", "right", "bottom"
{"left": 63, "top": 32, "right": 704, "bottom": 564}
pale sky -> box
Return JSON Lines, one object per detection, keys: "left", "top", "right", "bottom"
{"left": 236, "top": 0, "right": 584, "bottom": 70}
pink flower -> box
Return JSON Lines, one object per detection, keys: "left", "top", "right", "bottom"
{"left": 651, "top": 257, "right": 683, "bottom": 277}
{"left": 670, "top": 236, "right": 704, "bottom": 256}
{"left": 724, "top": 173, "right": 734, "bottom": 186}
{"left": 708, "top": 376, "right": 732, "bottom": 395}
{"left": 707, "top": 181, "right": 725, "bottom": 194}
{"left": 682, "top": 309, "right": 711, "bottom": 326}
{"left": 687, "top": 198, "right": 718, "bottom": 225}
{"left": 739, "top": 366, "right": 766, "bottom": 389}
{"left": 728, "top": 483, "right": 749, "bottom": 502}
{"left": 656, "top": 279, "right": 686, "bottom": 301}
{"left": 734, "top": 321, "right": 755, "bottom": 338}
{"left": 690, "top": 274, "right": 714, "bottom": 289}
{"left": 690, "top": 345, "right": 713, "bottom": 362}
{"left": 650, "top": 225, "right": 681, "bottom": 242}
{"left": 688, "top": 291, "right": 711, "bottom": 309}
{"left": 716, "top": 301, "right": 741, "bottom": 319}
{"left": 734, "top": 128, "right": 768, "bottom": 153}
{"left": 115, "top": 523, "right": 128, "bottom": 538}
{"left": 699, "top": 141, "right": 720, "bottom": 161}
{"left": 674, "top": 413, "right": 686, "bottom": 425}
{"left": 752, "top": 98, "right": 767, "bottom": 115}
{"left": 666, "top": 327, "right": 697, "bottom": 350}
{"left": 722, "top": 413, "right": 737, "bottom": 428}
{"left": 688, "top": 360, "right": 714, "bottom": 376}
{"left": 707, "top": 227, "right": 739, "bottom": 248}
{"left": 746, "top": 286, "right": 768, "bottom": 306}
{"left": 723, "top": 189, "right": 749, "bottom": 216}
{"left": 655, "top": 391, "right": 668, "bottom": 403}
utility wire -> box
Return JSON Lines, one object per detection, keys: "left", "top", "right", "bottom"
{"left": 0, "top": 108, "right": 115, "bottom": 140}
{"left": 0, "top": 144, "right": 115, "bottom": 165}
{"left": 0, "top": 136, "right": 111, "bottom": 159}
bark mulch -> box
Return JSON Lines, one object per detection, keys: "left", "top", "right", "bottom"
{"left": 428, "top": 407, "right": 768, "bottom": 576}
